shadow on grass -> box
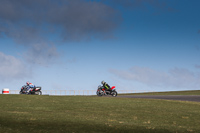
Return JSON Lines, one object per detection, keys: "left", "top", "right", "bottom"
{"left": 0, "top": 117, "right": 172, "bottom": 133}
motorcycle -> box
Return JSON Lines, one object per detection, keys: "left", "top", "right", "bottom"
{"left": 19, "top": 85, "right": 42, "bottom": 95}
{"left": 96, "top": 85, "right": 118, "bottom": 97}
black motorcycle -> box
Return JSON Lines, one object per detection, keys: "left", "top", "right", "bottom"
{"left": 96, "top": 85, "right": 117, "bottom": 97}
{"left": 19, "top": 85, "right": 42, "bottom": 95}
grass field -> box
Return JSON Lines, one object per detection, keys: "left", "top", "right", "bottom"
{"left": 0, "top": 92, "right": 200, "bottom": 133}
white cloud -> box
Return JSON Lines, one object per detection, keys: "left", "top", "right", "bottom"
{"left": 0, "top": 52, "right": 29, "bottom": 81}
{"left": 109, "top": 66, "right": 200, "bottom": 89}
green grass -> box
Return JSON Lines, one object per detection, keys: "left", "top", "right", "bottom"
{"left": 120, "top": 90, "right": 200, "bottom": 95}
{"left": 0, "top": 94, "right": 200, "bottom": 133}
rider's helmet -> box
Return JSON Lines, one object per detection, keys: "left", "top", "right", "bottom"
{"left": 101, "top": 80, "right": 105, "bottom": 85}
{"left": 26, "top": 81, "right": 30, "bottom": 85}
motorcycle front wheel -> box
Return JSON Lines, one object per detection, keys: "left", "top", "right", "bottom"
{"left": 96, "top": 91, "right": 103, "bottom": 96}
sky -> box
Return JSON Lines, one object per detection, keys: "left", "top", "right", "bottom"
{"left": 0, "top": 0, "right": 200, "bottom": 92}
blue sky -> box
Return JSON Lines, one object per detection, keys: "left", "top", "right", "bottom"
{"left": 0, "top": 0, "right": 200, "bottom": 92}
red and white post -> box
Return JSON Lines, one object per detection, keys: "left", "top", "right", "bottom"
{"left": 2, "top": 88, "right": 9, "bottom": 94}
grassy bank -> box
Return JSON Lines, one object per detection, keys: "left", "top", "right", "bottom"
{"left": 0, "top": 94, "right": 200, "bottom": 133}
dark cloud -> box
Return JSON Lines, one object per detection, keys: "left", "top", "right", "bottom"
{"left": 0, "top": 0, "right": 121, "bottom": 43}
{"left": 0, "top": 0, "right": 122, "bottom": 66}
{"left": 23, "top": 43, "right": 59, "bottom": 66}
{"left": 0, "top": 0, "right": 173, "bottom": 67}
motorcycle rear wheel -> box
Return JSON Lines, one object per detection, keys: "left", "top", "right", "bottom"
{"left": 34, "top": 91, "right": 42, "bottom": 95}
{"left": 39, "top": 91, "right": 42, "bottom": 95}
{"left": 112, "top": 91, "right": 117, "bottom": 97}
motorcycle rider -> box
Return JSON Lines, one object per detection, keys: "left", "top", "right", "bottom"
{"left": 26, "top": 81, "right": 35, "bottom": 94}
{"left": 101, "top": 80, "right": 112, "bottom": 95}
